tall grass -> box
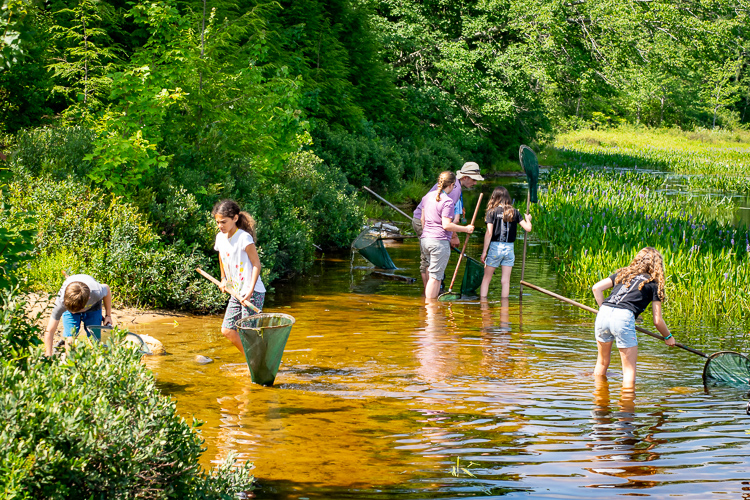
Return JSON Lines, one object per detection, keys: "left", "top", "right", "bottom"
{"left": 534, "top": 166, "right": 750, "bottom": 335}
{"left": 548, "top": 127, "right": 750, "bottom": 194}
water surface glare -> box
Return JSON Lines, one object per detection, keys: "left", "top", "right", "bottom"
{"left": 139, "top": 243, "right": 750, "bottom": 499}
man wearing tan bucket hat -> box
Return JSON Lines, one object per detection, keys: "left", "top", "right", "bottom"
{"left": 413, "top": 161, "right": 484, "bottom": 285}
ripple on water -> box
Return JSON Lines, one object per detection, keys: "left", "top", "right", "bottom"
{"left": 141, "top": 244, "right": 750, "bottom": 499}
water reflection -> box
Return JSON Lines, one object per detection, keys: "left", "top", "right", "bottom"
{"left": 589, "top": 378, "right": 638, "bottom": 456}
{"left": 139, "top": 240, "right": 750, "bottom": 499}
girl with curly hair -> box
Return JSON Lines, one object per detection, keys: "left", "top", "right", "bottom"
{"left": 591, "top": 247, "right": 676, "bottom": 388}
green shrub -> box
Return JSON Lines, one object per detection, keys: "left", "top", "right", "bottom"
{"left": 0, "top": 288, "right": 42, "bottom": 360}
{"left": 0, "top": 337, "right": 254, "bottom": 499}
{"left": 1, "top": 175, "right": 225, "bottom": 311}
{"left": 9, "top": 127, "right": 96, "bottom": 179}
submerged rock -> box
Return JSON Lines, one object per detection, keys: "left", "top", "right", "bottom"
{"left": 195, "top": 355, "right": 213, "bottom": 364}
{"left": 139, "top": 334, "right": 166, "bottom": 355}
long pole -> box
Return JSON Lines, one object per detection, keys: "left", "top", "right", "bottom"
{"left": 362, "top": 186, "right": 413, "bottom": 221}
{"left": 444, "top": 194, "right": 483, "bottom": 294}
{"left": 519, "top": 190, "right": 531, "bottom": 298}
{"left": 519, "top": 280, "right": 708, "bottom": 358}
{"left": 196, "top": 267, "right": 261, "bottom": 314}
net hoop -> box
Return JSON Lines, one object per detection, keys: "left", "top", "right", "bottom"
{"left": 702, "top": 350, "right": 750, "bottom": 387}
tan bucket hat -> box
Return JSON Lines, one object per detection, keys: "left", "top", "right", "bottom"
{"left": 456, "top": 161, "right": 484, "bottom": 181}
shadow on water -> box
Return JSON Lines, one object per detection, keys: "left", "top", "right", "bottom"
{"left": 138, "top": 229, "right": 750, "bottom": 499}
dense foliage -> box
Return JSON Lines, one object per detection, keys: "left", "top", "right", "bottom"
{"left": 0, "top": 336, "right": 255, "bottom": 499}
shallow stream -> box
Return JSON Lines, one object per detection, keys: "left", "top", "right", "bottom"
{"left": 135, "top": 224, "right": 750, "bottom": 498}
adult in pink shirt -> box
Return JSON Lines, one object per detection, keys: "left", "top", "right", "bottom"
{"left": 413, "top": 162, "right": 483, "bottom": 284}
{"left": 420, "top": 171, "right": 475, "bottom": 298}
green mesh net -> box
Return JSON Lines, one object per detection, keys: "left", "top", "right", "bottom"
{"left": 438, "top": 251, "right": 484, "bottom": 301}
{"left": 352, "top": 230, "right": 397, "bottom": 269}
{"left": 237, "top": 313, "right": 295, "bottom": 386}
{"left": 460, "top": 254, "right": 484, "bottom": 297}
{"left": 702, "top": 351, "right": 750, "bottom": 387}
{"left": 519, "top": 145, "right": 539, "bottom": 204}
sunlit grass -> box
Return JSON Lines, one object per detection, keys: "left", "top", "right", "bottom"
{"left": 545, "top": 126, "right": 750, "bottom": 194}
{"left": 533, "top": 166, "right": 750, "bottom": 335}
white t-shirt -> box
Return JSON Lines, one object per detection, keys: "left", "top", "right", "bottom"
{"left": 213, "top": 229, "right": 266, "bottom": 295}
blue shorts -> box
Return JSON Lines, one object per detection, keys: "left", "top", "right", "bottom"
{"left": 485, "top": 241, "right": 515, "bottom": 268}
{"left": 61, "top": 304, "right": 103, "bottom": 338}
{"left": 595, "top": 305, "right": 637, "bottom": 348}
{"left": 222, "top": 292, "right": 265, "bottom": 330}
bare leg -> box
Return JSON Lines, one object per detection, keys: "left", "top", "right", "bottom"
{"left": 480, "top": 265, "right": 496, "bottom": 298}
{"left": 618, "top": 346, "right": 638, "bottom": 389}
{"left": 425, "top": 277, "right": 442, "bottom": 298}
{"left": 222, "top": 328, "right": 246, "bottom": 355}
{"left": 500, "top": 265, "right": 513, "bottom": 297}
{"left": 594, "top": 340, "right": 612, "bottom": 377}
{"left": 421, "top": 271, "right": 428, "bottom": 286}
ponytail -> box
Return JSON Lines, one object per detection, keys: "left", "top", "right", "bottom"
{"left": 435, "top": 171, "right": 456, "bottom": 202}
{"left": 237, "top": 211, "right": 257, "bottom": 240}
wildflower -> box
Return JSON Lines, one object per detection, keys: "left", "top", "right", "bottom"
{"left": 747, "top": 243, "right": 750, "bottom": 253}
{"left": 724, "top": 273, "right": 729, "bottom": 280}
{"left": 731, "top": 239, "right": 735, "bottom": 246}
{"left": 603, "top": 226, "right": 607, "bottom": 234}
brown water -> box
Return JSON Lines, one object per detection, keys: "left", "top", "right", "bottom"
{"left": 135, "top": 232, "right": 750, "bottom": 499}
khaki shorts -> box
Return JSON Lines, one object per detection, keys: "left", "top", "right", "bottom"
{"left": 420, "top": 238, "right": 451, "bottom": 281}
{"left": 413, "top": 218, "right": 429, "bottom": 273}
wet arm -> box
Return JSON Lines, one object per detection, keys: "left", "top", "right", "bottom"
{"left": 592, "top": 277, "right": 613, "bottom": 307}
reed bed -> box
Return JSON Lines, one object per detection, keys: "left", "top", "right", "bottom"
{"left": 534, "top": 166, "right": 750, "bottom": 336}
{"left": 552, "top": 128, "right": 750, "bottom": 194}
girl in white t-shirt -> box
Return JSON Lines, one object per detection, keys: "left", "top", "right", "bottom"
{"left": 212, "top": 199, "right": 266, "bottom": 353}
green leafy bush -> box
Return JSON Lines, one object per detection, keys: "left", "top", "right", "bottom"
{"left": 0, "top": 337, "right": 254, "bottom": 499}
{"left": 1, "top": 174, "right": 225, "bottom": 311}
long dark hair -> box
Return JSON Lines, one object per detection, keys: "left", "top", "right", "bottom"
{"left": 486, "top": 186, "right": 515, "bottom": 222}
{"left": 212, "top": 199, "right": 257, "bottom": 240}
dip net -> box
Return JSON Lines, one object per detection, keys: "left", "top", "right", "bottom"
{"left": 702, "top": 351, "right": 750, "bottom": 387}
{"left": 460, "top": 253, "right": 484, "bottom": 297}
{"left": 237, "top": 313, "right": 295, "bottom": 386}
{"left": 352, "top": 229, "right": 397, "bottom": 269}
{"left": 83, "top": 325, "right": 151, "bottom": 355}
{"left": 438, "top": 251, "right": 484, "bottom": 301}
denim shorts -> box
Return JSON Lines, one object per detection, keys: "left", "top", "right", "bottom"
{"left": 595, "top": 305, "right": 637, "bottom": 348}
{"left": 222, "top": 292, "right": 265, "bottom": 330}
{"left": 485, "top": 241, "right": 515, "bottom": 268}
{"left": 61, "top": 303, "right": 103, "bottom": 338}
{"left": 420, "top": 238, "right": 451, "bottom": 280}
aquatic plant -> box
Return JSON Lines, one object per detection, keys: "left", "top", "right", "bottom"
{"left": 533, "top": 166, "right": 750, "bottom": 333}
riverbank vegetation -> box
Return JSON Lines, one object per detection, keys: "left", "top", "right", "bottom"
{"left": 0, "top": 238, "right": 255, "bottom": 497}
{"left": 547, "top": 127, "right": 750, "bottom": 194}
